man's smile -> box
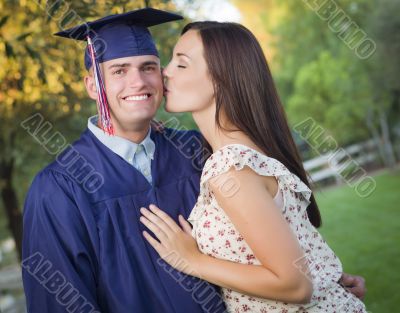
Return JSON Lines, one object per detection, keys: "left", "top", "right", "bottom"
{"left": 122, "top": 93, "right": 152, "bottom": 102}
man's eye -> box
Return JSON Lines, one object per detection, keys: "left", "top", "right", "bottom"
{"left": 113, "top": 69, "right": 124, "bottom": 75}
{"left": 144, "top": 66, "right": 156, "bottom": 72}
{"left": 177, "top": 65, "right": 186, "bottom": 69}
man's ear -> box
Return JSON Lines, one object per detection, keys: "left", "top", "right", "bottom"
{"left": 84, "top": 72, "right": 97, "bottom": 100}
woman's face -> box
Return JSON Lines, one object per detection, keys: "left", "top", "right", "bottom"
{"left": 163, "top": 30, "right": 215, "bottom": 113}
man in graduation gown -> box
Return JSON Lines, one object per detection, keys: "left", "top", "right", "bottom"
{"left": 22, "top": 8, "right": 226, "bottom": 313}
{"left": 21, "top": 7, "right": 366, "bottom": 313}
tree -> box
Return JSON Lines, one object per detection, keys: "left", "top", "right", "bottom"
{"left": 363, "top": 0, "right": 400, "bottom": 167}
{"left": 232, "top": 0, "right": 281, "bottom": 62}
{"left": 237, "top": 0, "right": 399, "bottom": 165}
{"left": 287, "top": 51, "right": 371, "bottom": 145}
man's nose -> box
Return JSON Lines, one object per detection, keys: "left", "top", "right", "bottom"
{"left": 127, "top": 69, "right": 146, "bottom": 88}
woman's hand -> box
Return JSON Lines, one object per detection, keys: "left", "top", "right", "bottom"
{"left": 140, "top": 204, "right": 203, "bottom": 275}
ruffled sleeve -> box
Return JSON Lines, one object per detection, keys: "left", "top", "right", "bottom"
{"left": 202, "top": 144, "right": 311, "bottom": 202}
{"left": 188, "top": 144, "right": 312, "bottom": 231}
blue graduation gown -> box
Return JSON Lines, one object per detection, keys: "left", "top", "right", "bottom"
{"left": 22, "top": 128, "right": 226, "bottom": 313}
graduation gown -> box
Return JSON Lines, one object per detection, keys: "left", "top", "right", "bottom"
{"left": 22, "top": 127, "right": 227, "bottom": 313}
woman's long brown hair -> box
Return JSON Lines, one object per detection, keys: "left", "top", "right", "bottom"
{"left": 182, "top": 22, "right": 322, "bottom": 228}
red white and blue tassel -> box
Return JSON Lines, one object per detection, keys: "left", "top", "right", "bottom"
{"left": 87, "top": 36, "right": 114, "bottom": 135}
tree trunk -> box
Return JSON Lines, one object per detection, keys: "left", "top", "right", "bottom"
{"left": 379, "top": 108, "right": 397, "bottom": 168}
{"left": 0, "top": 159, "right": 23, "bottom": 261}
{"left": 366, "top": 106, "right": 386, "bottom": 166}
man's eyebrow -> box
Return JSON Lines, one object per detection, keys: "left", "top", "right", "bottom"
{"left": 176, "top": 52, "right": 191, "bottom": 59}
{"left": 140, "top": 61, "right": 160, "bottom": 67}
{"left": 108, "top": 63, "right": 131, "bottom": 70}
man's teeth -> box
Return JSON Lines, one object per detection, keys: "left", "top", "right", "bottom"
{"left": 124, "top": 94, "right": 149, "bottom": 101}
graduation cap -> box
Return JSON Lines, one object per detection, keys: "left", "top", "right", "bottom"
{"left": 54, "top": 8, "right": 183, "bottom": 135}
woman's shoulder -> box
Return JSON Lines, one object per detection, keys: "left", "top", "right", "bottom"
{"left": 201, "top": 143, "right": 312, "bottom": 200}
{"left": 202, "top": 144, "right": 286, "bottom": 179}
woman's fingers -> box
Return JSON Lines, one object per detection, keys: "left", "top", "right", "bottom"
{"left": 179, "top": 215, "right": 193, "bottom": 235}
{"left": 142, "top": 231, "right": 164, "bottom": 254}
{"left": 140, "top": 215, "right": 169, "bottom": 243}
{"left": 148, "top": 204, "right": 181, "bottom": 233}
{"left": 141, "top": 210, "right": 201, "bottom": 275}
{"left": 140, "top": 207, "right": 174, "bottom": 237}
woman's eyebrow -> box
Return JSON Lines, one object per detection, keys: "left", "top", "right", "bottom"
{"left": 176, "top": 52, "right": 191, "bottom": 59}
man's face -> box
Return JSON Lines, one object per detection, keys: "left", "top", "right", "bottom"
{"left": 86, "top": 55, "right": 163, "bottom": 133}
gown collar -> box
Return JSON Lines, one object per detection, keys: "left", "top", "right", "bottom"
{"left": 87, "top": 115, "right": 155, "bottom": 163}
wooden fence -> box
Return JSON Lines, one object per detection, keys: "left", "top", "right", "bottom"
{"left": 303, "top": 139, "right": 379, "bottom": 184}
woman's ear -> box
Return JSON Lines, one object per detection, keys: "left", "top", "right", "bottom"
{"left": 84, "top": 72, "right": 97, "bottom": 100}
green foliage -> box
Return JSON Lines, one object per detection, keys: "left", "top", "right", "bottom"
{"left": 368, "top": 0, "right": 400, "bottom": 93}
{"left": 269, "top": 0, "right": 399, "bottom": 152}
{"left": 287, "top": 51, "right": 371, "bottom": 145}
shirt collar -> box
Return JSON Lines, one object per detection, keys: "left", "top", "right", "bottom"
{"left": 87, "top": 115, "right": 155, "bottom": 162}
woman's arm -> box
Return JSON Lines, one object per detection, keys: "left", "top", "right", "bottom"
{"left": 140, "top": 167, "right": 312, "bottom": 304}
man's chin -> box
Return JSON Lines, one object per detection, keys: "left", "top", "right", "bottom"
{"left": 113, "top": 114, "right": 156, "bottom": 128}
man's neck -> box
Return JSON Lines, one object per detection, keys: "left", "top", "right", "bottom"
{"left": 97, "top": 120, "right": 151, "bottom": 144}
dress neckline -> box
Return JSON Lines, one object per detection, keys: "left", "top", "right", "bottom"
{"left": 212, "top": 143, "right": 266, "bottom": 157}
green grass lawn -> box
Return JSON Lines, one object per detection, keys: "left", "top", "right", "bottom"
{"left": 316, "top": 169, "right": 400, "bottom": 313}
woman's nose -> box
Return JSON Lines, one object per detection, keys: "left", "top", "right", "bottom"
{"left": 162, "top": 65, "right": 171, "bottom": 87}
{"left": 162, "top": 63, "right": 171, "bottom": 77}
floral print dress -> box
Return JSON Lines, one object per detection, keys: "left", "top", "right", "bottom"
{"left": 188, "top": 144, "right": 366, "bottom": 313}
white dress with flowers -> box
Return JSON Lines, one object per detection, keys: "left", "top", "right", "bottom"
{"left": 188, "top": 144, "right": 366, "bottom": 313}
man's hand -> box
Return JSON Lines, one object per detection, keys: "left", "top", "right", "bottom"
{"left": 339, "top": 272, "right": 366, "bottom": 300}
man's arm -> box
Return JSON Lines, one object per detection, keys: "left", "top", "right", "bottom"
{"left": 22, "top": 170, "right": 100, "bottom": 313}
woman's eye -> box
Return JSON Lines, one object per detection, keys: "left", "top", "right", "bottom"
{"left": 177, "top": 65, "right": 186, "bottom": 69}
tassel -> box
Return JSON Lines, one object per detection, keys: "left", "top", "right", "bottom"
{"left": 87, "top": 36, "right": 114, "bottom": 135}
